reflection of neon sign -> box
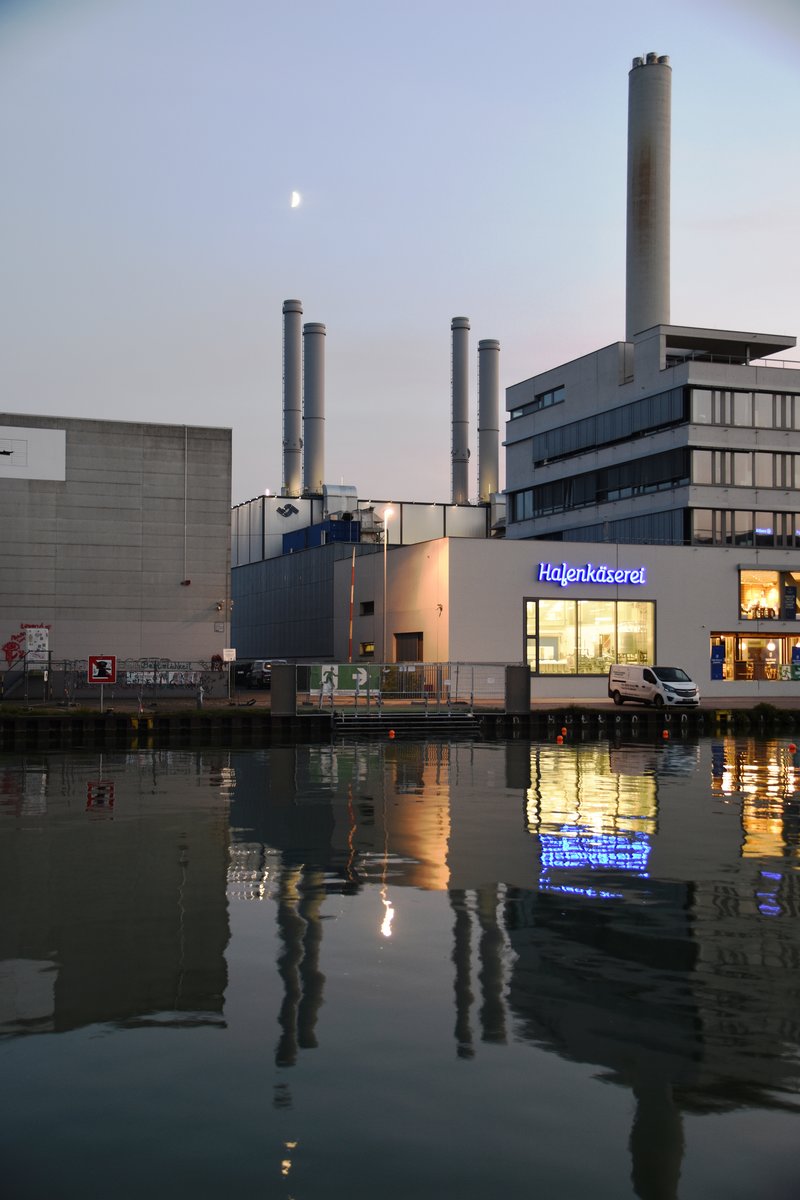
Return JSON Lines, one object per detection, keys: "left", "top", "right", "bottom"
{"left": 537, "top": 562, "right": 647, "bottom": 587}
{"left": 538, "top": 827, "right": 651, "bottom": 899}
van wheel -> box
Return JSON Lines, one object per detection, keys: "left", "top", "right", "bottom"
{"left": 612, "top": 691, "right": 623, "bottom": 706}
{"left": 653, "top": 695, "right": 665, "bottom": 709}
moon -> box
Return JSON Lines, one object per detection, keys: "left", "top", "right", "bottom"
{"left": 290, "top": 191, "right": 301, "bottom": 208}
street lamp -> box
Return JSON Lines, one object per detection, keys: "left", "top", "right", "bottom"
{"left": 382, "top": 506, "right": 394, "bottom": 663}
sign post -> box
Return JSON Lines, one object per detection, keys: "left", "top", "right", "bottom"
{"left": 223, "top": 648, "right": 236, "bottom": 703}
{"left": 88, "top": 655, "right": 117, "bottom": 713}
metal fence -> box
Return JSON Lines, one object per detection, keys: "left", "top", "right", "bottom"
{"left": 296, "top": 662, "right": 508, "bottom": 714}
{"left": 1, "top": 657, "right": 230, "bottom": 705}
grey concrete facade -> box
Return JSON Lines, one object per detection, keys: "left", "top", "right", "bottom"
{"left": 0, "top": 414, "right": 231, "bottom": 666}
{"left": 505, "top": 324, "right": 800, "bottom": 547}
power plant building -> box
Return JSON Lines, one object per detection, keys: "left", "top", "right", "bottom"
{"left": 233, "top": 51, "right": 800, "bottom": 700}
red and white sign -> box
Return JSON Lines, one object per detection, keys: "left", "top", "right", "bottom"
{"left": 88, "top": 655, "right": 117, "bottom": 684}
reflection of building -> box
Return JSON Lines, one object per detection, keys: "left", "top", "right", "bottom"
{"left": 0, "top": 753, "right": 231, "bottom": 1034}
{"left": 226, "top": 740, "right": 800, "bottom": 1199}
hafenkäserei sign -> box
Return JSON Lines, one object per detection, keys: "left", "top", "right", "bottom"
{"left": 537, "top": 561, "right": 647, "bottom": 587}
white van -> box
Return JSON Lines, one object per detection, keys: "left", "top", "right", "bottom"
{"left": 607, "top": 664, "right": 700, "bottom": 708}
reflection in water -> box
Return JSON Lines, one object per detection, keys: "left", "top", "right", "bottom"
{"left": 1, "top": 738, "right": 799, "bottom": 1199}
{"left": 0, "top": 751, "right": 231, "bottom": 1035}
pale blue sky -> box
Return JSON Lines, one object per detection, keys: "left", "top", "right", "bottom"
{"left": 1, "top": 0, "right": 798, "bottom": 505}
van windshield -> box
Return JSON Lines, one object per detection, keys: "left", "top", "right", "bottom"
{"left": 653, "top": 667, "right": 690, "bottom": 683}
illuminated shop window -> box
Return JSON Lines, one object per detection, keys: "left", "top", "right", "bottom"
{"left": 740, "top": 569, "right": 780, "bottom": 619}
{"left": 525, "top": 599, "right": 655, "bottom": 675}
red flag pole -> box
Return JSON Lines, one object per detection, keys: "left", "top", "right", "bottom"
{"left": 348, "top": 548, "right": 356, "bottom": 663}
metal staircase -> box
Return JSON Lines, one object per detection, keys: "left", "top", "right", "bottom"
{"left": 332, "top": 709, "right": 482, "bottom": 739}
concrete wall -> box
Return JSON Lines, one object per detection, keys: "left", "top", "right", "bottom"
{"left": 0, "top": 414, "right": 231, "bottom": 664}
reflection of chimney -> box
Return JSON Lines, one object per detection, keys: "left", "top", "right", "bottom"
{"left": 302, "top": 323, "right": 326, "bottom": 496}
{"left": 450, "top": 890, "right": 475, "bottom": 1058}
{"left": 451, "top": 317, "right": 470, "bottom": 504}
{"left": 282, "top": 299, "right": 303, "bottom": 496}
{"left": 297, "top": 869, "right": 326, "bottom": 1049}
{"left": 476, "top": 885, "right": 507, "bottom": 1043}
{"left": 477, "top": 339, "right": 500, "bottom": 502}
{"left": 626, "top": 54, "right": 671, "bottom": 340}
{"left": 275, "top": 865, "right": 327, "bottom": 1066}
{"left": 275, "top": 866, "right": 304, "bottom": 1067}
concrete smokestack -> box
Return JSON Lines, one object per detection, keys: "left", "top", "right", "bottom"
{"left": 302, "top": 322, "right": 326, "bottom": 495}
{"left": 451, "top": 317, "right": 470, "bottom": 504}
{"left": 477, "top": 339, "right": 500, "bottom": 502}
{"left": 282, "top": 299, "right": 303, "bottom": 496}
{"left": 626, "top": 53, "right": 671, "bottom": 340}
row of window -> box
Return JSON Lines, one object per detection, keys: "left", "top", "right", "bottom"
{"left": 692, "top": 388, "right": 800, "bottom": 431}
{"left": 526, "top": 385, "right": 800, "bottom": 474}
{"left": 693, "top": 509, "right": 800, "bottom": 548}
{"left": 510, "top": 448, "right": 689, "bottom": 521}
{"left": 510, "top": 446, "right": 800, "bottom": 525}
{"left": 525, "top": 599, "right": 654, "bottom": 676}
{"left": 510, "top": 384, "right": 565, "bottom": 421}
{"left": 693, "top": 448, "right": 800, "bottom": 489}
{"left": 531, "top": 386, "right": 685, "bottom": 466}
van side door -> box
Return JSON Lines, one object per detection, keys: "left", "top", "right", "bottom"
{"left": 642, "top": 668, "right": 658, "bottom": 702}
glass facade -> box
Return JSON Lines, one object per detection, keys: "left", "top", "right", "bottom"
{"left": 525, "top": 598, "right": 655, "bottom": 675}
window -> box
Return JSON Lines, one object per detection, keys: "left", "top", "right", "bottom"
{"left": 359, "top": 641, "right": 375, "bottom": 658}
{"left": 693, "top": 450, "right": 713, "bottom": 485}
{"left": 740, "top": 570, "right": 780, "bottom": 620}
{"left": 359, "top": 600, "right": 375, "bottom": 615}
{"left": 525, "top": 599, "right": 655, "bottom": 675}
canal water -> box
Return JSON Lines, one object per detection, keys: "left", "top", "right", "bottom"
{"left": 1, "top": 738, "right": 798, "bottom": 1199}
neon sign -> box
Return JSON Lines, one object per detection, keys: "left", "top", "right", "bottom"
{"left": 537, "top": 561, "right": 647, "bottom": 587}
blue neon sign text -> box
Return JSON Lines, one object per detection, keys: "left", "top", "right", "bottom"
{"left": 537, "top": 561, "right": 647, "bottom": 587}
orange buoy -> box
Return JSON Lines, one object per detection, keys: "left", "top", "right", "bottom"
{"left": 662, "top": 729, "right": 670, "bottom": 739}
{"left": 556, "top": 735, "right": 563, "bottom": 745}
{"left": 561, "top": 727, "right": 567, "bottom": 736}
{"left": 789, "top": 743, "right": 797, "bottom": 754}
{"left": 389, "top": 729, "right": 395, "bottom": 739}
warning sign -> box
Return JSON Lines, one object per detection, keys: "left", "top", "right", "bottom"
{"left": 88, "top": 656, "right": 117, "bottom": 684}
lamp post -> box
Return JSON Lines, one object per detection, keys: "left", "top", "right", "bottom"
{"left": 382, "top": 506, "right": 394, "bottom": 663}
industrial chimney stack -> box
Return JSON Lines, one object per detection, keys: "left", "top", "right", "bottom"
{"left": 451, "top": 317, "right": 470, "bottom": 504}
{"left": 626, "top": 53, "right": 671, "bottom": 340}
{"left": 282, "top": 299, "right": 303, "bottom": 496}
{"left": 302, "top": 322, "right": 326, "bottom": 495}
{"left": 477, "top": 339, "right": 500, "bottom": 502}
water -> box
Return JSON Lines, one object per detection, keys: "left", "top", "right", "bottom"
{"left": 1, "top": 738, "right": 798, "bottom": 1199}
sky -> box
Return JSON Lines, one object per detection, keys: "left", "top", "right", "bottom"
{"left": 1, "top": 0, "right": 799, "bottom": 507}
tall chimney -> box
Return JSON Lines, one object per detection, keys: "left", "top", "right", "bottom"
{"left": 282, "top": 299, "right": 303, "bottom": 496}
{"left": 626, "top": 53, "right": 671, "bottom": 340}
{"left": 477, "top": 339, "right": 500, "bottom": 502}
{"left": 302, "top": 322, "right": 326, "bottom": 495}
{"left": 451, "top": 317, "right": 470, "bottom": 504}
